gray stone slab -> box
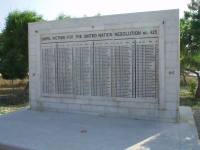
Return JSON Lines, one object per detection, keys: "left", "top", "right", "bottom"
{"left": 29, "top": 10, "right": 180, "bottom": 122}
{"left": 0, "top": 106, "right": 199, "bottom": 150}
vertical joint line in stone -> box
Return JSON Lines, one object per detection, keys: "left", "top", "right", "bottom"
{"left": 41, "top": 46, "right": 43, "bottom": 94}
{"left": 72, "top": 46, "right": 74, "bottom": 95}
{"left": 44, "top": 48, "right": 46, "bottom": 94}
{"left": 111, "top": 45, "right": 112, "bottom": 97}
{"left": 80, "top": 46, "right": 82, "bottom": 95}
{"left": 46, "top": 48, "right": 49, "bottom": 94}
{"left": 155, "top": 43, "right": 157, "bottom": 99}
{"left": 142, "top": 44, "right": 144, "bottom": 97}
{"left": 54, "top": 44, "right": 56, "bottom": 94}
{"left": 144, "top": 45, "right": 146, "bottom": 97}
{"left": 62, "top": 46, "right": 64, "bottom": 94}
{"left": 141, "top": 44, "right": 143, "bottom": 97}
{"left": 55, "top": 44, "right": 57, "bottom": 94}
{"left": 57, "top": 44, "right": 60, "bottom": 94}
{"left": 119, "top": 45, "right": 121, "bottom": 97}
{"left": 98, "top": 45, "right": 101, "bottom": 96}
{"left": 115, "top": 45, "right": 117, "bottom": 97}
{"left": 135, "top": 40, "right": 137, "bottom": 98}
{"left": 42, "top": 46, "right": 45, "bottom": 94}
{"left": 131, "top": 42, "right": 133, "bottom": 98}
{"left": 155, "top": 40, "right": 159, "bottom": 100}
{"left": 92, "top": 41, "right": 95, "bottom": 96}
{"left": 58, "top": 45, "right": 60, "bottom": 94}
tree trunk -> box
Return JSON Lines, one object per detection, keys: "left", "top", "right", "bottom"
{"left": 183, "top": 73, "right": 187, "bottom": 85}
{"left": 195, "top": 76, "right": 200, "bottom": 98}
{"left": 24, "top": 81, "right": 29, "bottom": 95}
{"left": 186, "top": 69, "right": 200, "bottom": 99}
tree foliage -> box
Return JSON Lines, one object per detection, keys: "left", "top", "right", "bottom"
{"left": 56, "top": 13, "right": 71, "bottom": 20}
{"left": 181, "top": 0, "right": 200, "bottom": 98}
{"left": 0, "top": 11, "right": 42, "bottom": 79}
{"left": 0, "top": 33, "right": 3, "bottom": 73}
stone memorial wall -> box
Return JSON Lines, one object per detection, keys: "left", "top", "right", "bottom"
{"left": 29, "top": 10, "right": 179, "bottom": 122}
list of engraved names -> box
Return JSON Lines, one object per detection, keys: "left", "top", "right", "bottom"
{"left": 40, "top": 27, "right": 159, "bottom": 99}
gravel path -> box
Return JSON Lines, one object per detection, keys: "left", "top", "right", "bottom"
{"left": 193, "top": 109, "right": 200, "bottom": 138}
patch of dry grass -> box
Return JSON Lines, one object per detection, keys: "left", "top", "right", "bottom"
{"left": 0, "top": 78, "right": 29, "bottom": 112}
{"left": 0, "top": 87, "right": 25, "bottom": 95}
{"left": 0, "top": 78, "right": 28, "bottom": 88}
{"left": 0, "top": 104, "right": 28, "bottom": 115}
{"left": 0, "top": 78, "right": 28, "bottom": 96}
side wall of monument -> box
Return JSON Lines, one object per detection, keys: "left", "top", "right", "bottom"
{"left": 28, "top": 9, "right": 179, "bottom": 122}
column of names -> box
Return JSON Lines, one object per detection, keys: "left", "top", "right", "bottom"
{"left": 40, "top": 29, "right": 159, "bottom": 99}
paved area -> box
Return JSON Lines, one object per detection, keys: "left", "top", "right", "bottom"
{"left": 193, "top": 109, "right": 200, "bottom": 138}
{"left": 0, "top": 106, "right": 199, "bottom": 150}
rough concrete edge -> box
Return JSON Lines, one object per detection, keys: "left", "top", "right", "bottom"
{"left": 179, "top": 106, "right": 200, "bottom": 143}
{"left": 28, "top": 9, "right": 179, "bottom": 26}
{"left": 0, "top": 142, "right": 33, "bottom": 150}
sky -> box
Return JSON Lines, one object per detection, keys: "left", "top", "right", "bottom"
{"left": 0, "top": 0, "right": 191, "bottom": 31}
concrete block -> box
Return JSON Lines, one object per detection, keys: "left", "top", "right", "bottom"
{"left": 28, "top": 9, "right": 179, "bottom": 122}
{"left": 68, "top": 103, "right": 81, "bottom": 111}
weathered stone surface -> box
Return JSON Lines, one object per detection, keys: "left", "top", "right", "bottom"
{"left": 28, "top": 9, "right": 179, "bottom": 122}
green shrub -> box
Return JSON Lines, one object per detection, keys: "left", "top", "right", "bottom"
{"left": 180, "top": 75, "right": 188, "bottom": 86}
{"left": 189, "top": 79, "right": 197, "bottom": 96}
